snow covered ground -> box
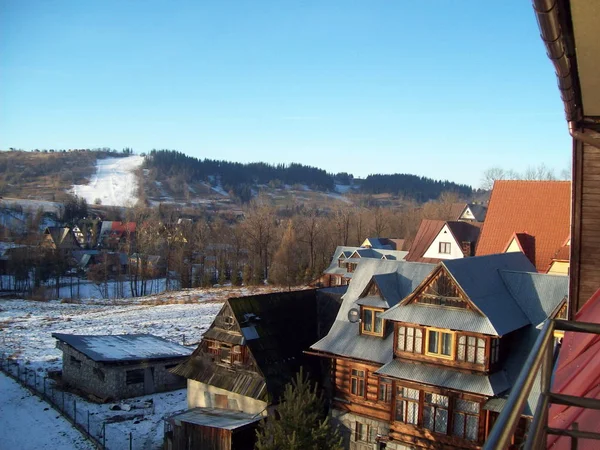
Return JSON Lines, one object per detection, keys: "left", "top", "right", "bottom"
{"left": 0, "top": 373, "right": 94, "bottom": 450}
{"left": 0, "top": 285, "right": 297, "bottom": 449}
{"left": 71, "top": 155, "right": 144, "bottom": 207}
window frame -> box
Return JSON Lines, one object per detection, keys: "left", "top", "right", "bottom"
{"left": 452, "top": 398, "right": 481, "bottom": 442}
{"left": 395, "top": 386, "right": 420, "bottom": 425}
{"left": 425, "top": 328, "right": 455, "bottom": 360}
{"left": 439, "top": 242, "right": 451, "bottom": 254}
{"left": 423, "top": 392, "right": 450, "bottom": 434}
{"left": 361, "top": 307, "right": 385, "bottom": 337}
{"left": 457, "top": 334, "right": 487, "bottom": 365}
{"left": 354, "top": 422, "right": 369, "bottom": 442}
{"left": 378, "top": 377, "right": 393, "bottom": 403}
{"left": 350, "top": 368, "right": 366, "bottom": 397}
{"left": 397, "top": 325, "right": 424, "bottom": 354}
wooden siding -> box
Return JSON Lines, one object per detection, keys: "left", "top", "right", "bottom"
{"left": 393, "top": 322, "right": 493, "bottom": 373}
{"left": 571, "top": 138, "right": 600, "bottom": 315}
{"left": 332, "top": 358, "right": 392, "bottom": 422}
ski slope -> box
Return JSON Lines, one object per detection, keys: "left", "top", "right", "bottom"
{"left": 71, "top": 155, "right": 144, "bottom": 207}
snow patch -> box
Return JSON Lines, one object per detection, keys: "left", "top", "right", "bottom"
{"left": 71, "top": 155, "right": 144, "bottom": 207}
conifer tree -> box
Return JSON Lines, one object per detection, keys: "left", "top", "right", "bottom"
{"left": 254, "top": 369, "right": 342, "bottom": 450}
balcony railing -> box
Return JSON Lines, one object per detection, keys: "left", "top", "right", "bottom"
{"left": 483, "top": 319, "right": 600, "bottom": 450}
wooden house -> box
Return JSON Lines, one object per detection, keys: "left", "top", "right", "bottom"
{"left": 309, "top": 254, "right": 568, "bottom": 450}
{"left": 167, "top": 289, "right": 341, "bottom": 450}
{"left": 405, "top": 221, "right": 481, "bottom": 264}
{"left": 41, "top": 227, "right": 80, "bottom": 251}
{"left": 314, "top": 245, "right": 409, "bottom": 288}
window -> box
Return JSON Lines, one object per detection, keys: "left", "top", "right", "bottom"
{"left": 350, "top": 368, "right": 365, "bottom": 397}
{"left": 439, "top": 242, "right": 451, "bottom": 254}
{"left": 355, "top": 422, "right": 368, "bottom": 442}
{"left": 423, "top": 392, "right": 449, "bottom": 434}
{"left": 397, "top": 326, "right": 423, "bottom": 354}
{"left": 378, "top": 377, "right": 393, "bottom": 403}
{"left": 70, "top": 355, "right": 82, "bottom": 368}
{"left": 426, "top": 329, "right": 454, "bottom": 359}
{"left": 395, "top": 387, "right": 419, "bottom": 425}
{"left": 452, "top": 399, "right": 480, "bottom": 441}
{"left": 126, "top": 369, "right": 144, "bottom": 385}
{"left": 362, "top": 308, "right": 384, "bottom": 336}
{"left": 491, "top": 339, "right": 500, "bottom": 364}
{"left": 457, "top": 335, "right": 486, "bottom": 365}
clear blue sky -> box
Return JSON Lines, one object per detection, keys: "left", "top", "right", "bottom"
{"left": 0, "top": 0, "right": 570, "bottom": 187}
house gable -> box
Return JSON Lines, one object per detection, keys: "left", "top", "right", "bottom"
{"left": 403, "top": 266, "right": 479, "bottom": 312}
{"left": 422, "top": 223, "right": 464, "bottom": 260}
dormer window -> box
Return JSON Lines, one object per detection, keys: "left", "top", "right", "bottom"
{"left": 361, "top": 307, "right": 384, "bottom": 336}
{"left": 425, "top": 328, "right": 454, "bottom": 359}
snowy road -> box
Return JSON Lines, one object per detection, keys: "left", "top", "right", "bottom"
{"left": 0, "top": 372, "right": 94, "bottom": 450}
{"left": 71, "top": 155, "right": 144, "bottom": 207}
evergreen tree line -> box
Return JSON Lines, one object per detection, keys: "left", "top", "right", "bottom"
{"left": 144, "top": 149, "right": 472, "bottom": 203}
{"left": 361, "top": 173, "right": 472, "bottom": 202}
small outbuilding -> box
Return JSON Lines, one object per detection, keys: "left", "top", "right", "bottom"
{"left": 165, "top": 407, "right": 260, "bottom": 450}
{"left": 53, "top": 333, "right": 193, "bottom": 400}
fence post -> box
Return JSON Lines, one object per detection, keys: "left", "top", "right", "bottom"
{"left": 87, "top": 411, "right": 90, "bottom": 434}
{"left": 34, "top": 370, "right": 37, "bottom": 389}
{"left": 129, "top": 432, "right": 132, "bottom": 450}
{"left": 62, "top": 391, "right": 65, "bottom": 411}
{"left": 102, "top": 422, "right": 106, "bottom": 449}
{"left": 74, "top": 399, "right": 77, "bottom": 421}
{"left": 43, "top": 377, "right": 46, "bottom": 396}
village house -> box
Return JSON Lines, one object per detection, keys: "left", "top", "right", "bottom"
{"left": 308, "top": 253, "right": 568, "bottom": 450}
{"left": 41, "top": 226, "right": 80, "bottom": 252}
{"left": 405, "top": 220, "right": 481, "bottom": 264}
{"left": 475, "top": 180, "right": 571, "bottom": 273}
{"left": 314, "top": 245, "right": 409, "bottom": 288}
{"left": 166, "top": 288, "right": 342, "bottom": 450}
{"left": 454, "top": 203, "right": 487, "bottom": 223}
{"left": 53, "top": 333, "right": 192, "bottom": 400}
{"left": 361, "top": 238, "right": 408, "bottom": 251}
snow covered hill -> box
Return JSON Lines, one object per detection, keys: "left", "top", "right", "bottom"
{"left": 71, "top": 155, "right": 144, "bottom": 207}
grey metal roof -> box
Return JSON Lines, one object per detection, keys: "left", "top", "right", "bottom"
{"left": 381, "top": 304, "right": 498, "bottom": 335}
{"left": 356, "top": 296, "right": 389, "bottom": 308}
{"left": 168, "top": 407, "right": 262, "bottom": 430}
{"left": 310, "top": 321, "right": 393, "bottom": 364}
{"left": 375, "top": 359, "right": 509, "bottom": 397}
{"left": 323, "top": 246, "right": 360, "bottom": 275}
{"left": 337, "top": 259, "right": 435, "bottom": 323}
{"left": 500, "top": 270, "right": 568, "bottom": 327}
{"left": 311, "top": 259, "right": 435, "bottom": 363}
{"left": 379, "top": 250, "right": 409, "bottom": 261}
{"left": 52, "top": 333, "right": 193, "bottom": 363}
{"left": 441, "top": 253, "right": 535, "bottom": 335}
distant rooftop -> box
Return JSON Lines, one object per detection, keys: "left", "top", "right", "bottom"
{"left": 52, "top": 333, "right": 193, "bottom": 362}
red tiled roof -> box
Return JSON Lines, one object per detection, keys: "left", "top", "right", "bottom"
{"left": 111, "top": 222, "right": 136, "bottom": 233}
{"left": 405, "top": 219, "right": 446, "bottom": 263}
{"left": 475, "top": 180, "right": 570, "bottom": 272}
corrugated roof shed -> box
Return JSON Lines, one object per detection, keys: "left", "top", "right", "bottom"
{"left": 168, "top": 407, "right": 262, "bottom": 430}
{"left": 52, "top": 333, "right": 192, "bottom": 362}
{"left": 475, "top": 180, "right": 571, "bottom": 272}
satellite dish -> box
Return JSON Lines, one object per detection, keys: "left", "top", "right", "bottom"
{"left": 348, "top": 308, "right": 360, "bottom": 323}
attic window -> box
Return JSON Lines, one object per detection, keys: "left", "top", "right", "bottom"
{"left": 361, "top": 307, "right": 384, "bottom": 336}
{"left": 416, "top": 271, "right": 468, "bottom": 309}
{"left": 439, "top": 242, "right": 451, "bottom": 254}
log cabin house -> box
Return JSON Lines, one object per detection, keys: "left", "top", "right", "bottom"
{"left": 309, "top": 253, "right": 568, "bottom": 450}
{"left": 166, "top": 289, "right": 342, "bottom": 450}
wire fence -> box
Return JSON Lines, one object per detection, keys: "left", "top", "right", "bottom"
{"left": 0, "top": 354, "right": 138, "bottom": 450}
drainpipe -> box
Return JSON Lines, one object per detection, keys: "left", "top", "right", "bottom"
{"left": 569, "top": 122, "right": 600, "bottom": 149}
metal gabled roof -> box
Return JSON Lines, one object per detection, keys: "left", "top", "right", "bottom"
{"left": 375, "top": 359, "right": 509, "bottom": 397}
{"left": 337, "top": 259, "right": 435, "bottom": 324}
{"left": 310, "top": 320, "right": 393, "bottom": 365}
{"left": 381, "top": 304, "right": 498, "bottom": 335}
{"left": 441, "top": 253, "right": 534, "bottom": 335}
{"left": 323, "top": 245, "right": 360, "bottom": 275}
{"left": 500, "top": 270, "right": 568, "bottom": 327}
